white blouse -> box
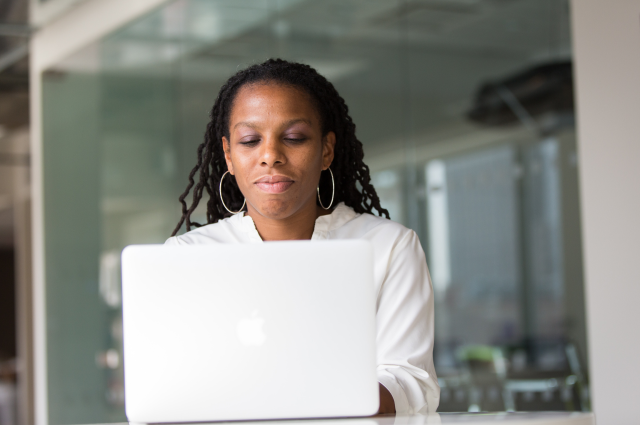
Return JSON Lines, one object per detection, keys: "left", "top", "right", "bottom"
{"left": 165, "top": 202, "right": 440, "bottom": 414}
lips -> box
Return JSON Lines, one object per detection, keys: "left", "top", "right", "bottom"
{"left": 254, "top": 175, "right": 294, "bottom": 194}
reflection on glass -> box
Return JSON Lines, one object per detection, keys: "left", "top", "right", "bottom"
{"left": 41, "top": 0, "right": 584, "bottom": 422}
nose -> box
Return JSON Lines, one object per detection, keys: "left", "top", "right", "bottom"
{"left": 260, "top": 136, "right": 286, "bottom": 167}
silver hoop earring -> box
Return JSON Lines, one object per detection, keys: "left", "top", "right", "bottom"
{"left": 317, "top": 167, "right": 335, "bottom": 210}
{"left": 219, "top": 170, "right": 246, "bottom": 214}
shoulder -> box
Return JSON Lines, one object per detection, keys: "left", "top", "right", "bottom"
{"left": 164, "top": 214, "right": 247, "bottom": 245}
{"left": 343, "top": 210, "right": 416, "bottom": 243}
{"left": 341, "top": 211, "right": 428, "bottom": 294}
{"left": 330, "top": 206, "right": 422, "bottom": 257}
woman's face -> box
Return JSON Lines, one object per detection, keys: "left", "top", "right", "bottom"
{"left": 222, "top": 83, "right": 335, "bottom": 220}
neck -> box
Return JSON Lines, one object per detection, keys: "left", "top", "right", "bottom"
{"left": 246, "top": 201, "right": 331, "bottom": 241}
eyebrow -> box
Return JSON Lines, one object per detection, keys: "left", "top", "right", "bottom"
{"left": 233, "top": 118, "right": 313, "bottom": 130}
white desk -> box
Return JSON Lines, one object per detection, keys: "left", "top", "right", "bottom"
{"left": 100, "top": 412, "right": 595, "bottom": 425}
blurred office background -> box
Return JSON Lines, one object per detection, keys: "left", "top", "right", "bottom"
{"left": 2, "top": 0, "right": 640, "bottom": 424}
{"left": 0, "top": 0, "right": 30, "bottom": 425}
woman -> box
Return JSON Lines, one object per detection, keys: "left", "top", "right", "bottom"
{"left": 165, "top": 59, "right": 440, "bottom": 415}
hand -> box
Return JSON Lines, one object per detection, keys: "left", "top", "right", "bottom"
{"left": 377, "top": 383, "right": 396, "bottom": 415}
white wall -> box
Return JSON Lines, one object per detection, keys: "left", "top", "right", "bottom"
{"left": 571, "top": 1, "right": 640, "bottom": 424}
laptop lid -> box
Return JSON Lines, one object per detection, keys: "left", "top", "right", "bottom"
{"left": 121, "top": 240, "right": 378, "bottom": 423}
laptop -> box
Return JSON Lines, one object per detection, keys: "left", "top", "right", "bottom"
{"left": 121, "top": 240, "right": 379, "bottom": 423}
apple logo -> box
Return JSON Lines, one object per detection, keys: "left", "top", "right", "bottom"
{"left": 236, "top": 310, "right": 266, "bottom": 346}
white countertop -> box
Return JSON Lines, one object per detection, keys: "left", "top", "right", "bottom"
{"left": 101, "top": 412, "right": 595, "bottom": 425}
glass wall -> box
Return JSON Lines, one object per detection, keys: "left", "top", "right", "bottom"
{"left": 41, "top": 0, "right": 585, "bottom": 422}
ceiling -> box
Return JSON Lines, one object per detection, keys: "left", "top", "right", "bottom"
{"left": 94, "top": 0, "right": 572, "bottom": 155}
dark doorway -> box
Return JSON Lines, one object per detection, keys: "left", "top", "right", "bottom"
{"left": 0, "top": 248, "right": 16, "bottom": 360}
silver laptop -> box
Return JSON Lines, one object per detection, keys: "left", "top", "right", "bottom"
{"left": 121, "top": 240, "right": 378, "bottom": 423}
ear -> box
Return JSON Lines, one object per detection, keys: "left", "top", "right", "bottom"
{"left": 222, "top": 136, "right": 234, "bottom": 175}
{"left": 322, "top": 131, "right": 336, "bottom": 170}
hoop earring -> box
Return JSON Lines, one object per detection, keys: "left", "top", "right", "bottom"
{"left": 317, "top": 167, "right": 335, "bottom": 210}
{"left": 219, "top": 170, "right": 246, "bottom": 214}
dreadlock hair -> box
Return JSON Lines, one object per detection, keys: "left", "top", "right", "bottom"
{"left": 171, "top": 58, "right": 390, "bottom": 236}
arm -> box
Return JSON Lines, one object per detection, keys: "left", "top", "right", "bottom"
{"left": 376, "top": 230, "right": 440, "bottom": 414}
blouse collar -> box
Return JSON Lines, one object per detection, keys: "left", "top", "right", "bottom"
{"left": 232, "top": 202, "right": 358, "bottom": 242}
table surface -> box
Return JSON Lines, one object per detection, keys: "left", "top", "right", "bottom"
{"left": 93, "top": 412, "right": 595, "bottom": 425}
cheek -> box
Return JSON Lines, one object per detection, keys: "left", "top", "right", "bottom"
{"left": 294, "top": 144, "right": 324, "bottom": 169}
{"left": 228, "top": 152, "right": 255, "bottom": 187}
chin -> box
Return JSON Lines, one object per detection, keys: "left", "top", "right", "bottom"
{"left": 254, "top": 198, "right": 298, "bottom": 219}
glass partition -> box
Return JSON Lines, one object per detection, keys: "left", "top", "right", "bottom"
{"left": 41, "top": 0, "right": 585, "bottom": 422}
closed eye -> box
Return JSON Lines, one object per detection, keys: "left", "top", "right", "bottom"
{"left": 284, "top": 137, "right": 307, "bottom": 143}
{"left": 239, "top": 140, "right": 260, "bottom": 146}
